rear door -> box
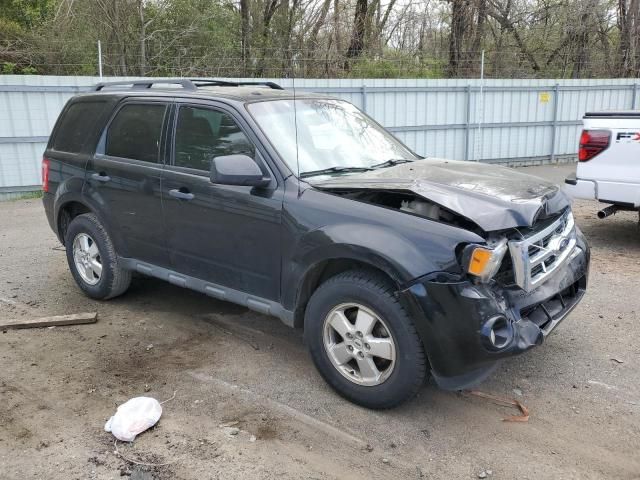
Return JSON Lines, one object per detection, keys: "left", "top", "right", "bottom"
{"left": 84, "top": 99, "right": 172, "bottom": 266}
{"left": 161, "top": 101, "right": 283, "bottom": 301}
{"left": 46, "top": 99, "right": 113, "bottom": 193}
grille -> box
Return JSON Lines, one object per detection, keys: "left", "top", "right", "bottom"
{"left": 507, "top": 210, "right": 577, "bottom": 292}
{"left": 520, "top": 278, "right": 583, "bottom": 333}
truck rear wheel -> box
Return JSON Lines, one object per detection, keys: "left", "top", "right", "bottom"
{"left": 64, "top": 213, "right": 131, "bottom": 300}
{"left": 304, "top": 270, "right": 427, "bottom": 409}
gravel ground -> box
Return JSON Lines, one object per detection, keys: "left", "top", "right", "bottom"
{"left": 0, "top": 163, "right": 638, "bottom": 480}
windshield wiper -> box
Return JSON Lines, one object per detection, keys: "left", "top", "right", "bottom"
{"left": 299, "top": 166, "right": 373, "bottom": 178}
{"left": 370, "top": 158, "right": 413, "bottom": 169}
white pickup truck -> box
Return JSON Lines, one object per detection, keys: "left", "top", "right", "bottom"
{"left": 564, "top": 111, "right": 640, "bottom": 219}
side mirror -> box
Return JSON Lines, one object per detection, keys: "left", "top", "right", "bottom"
{"left": 210, "top": 155, "right": 270, "bottom": 187}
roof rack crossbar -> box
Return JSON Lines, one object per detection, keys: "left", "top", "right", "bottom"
{"left": 93, "top": 79, "right": 197, "bottom": 91}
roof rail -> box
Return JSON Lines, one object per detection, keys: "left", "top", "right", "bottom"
{"left": 190, "top": 79, "right": 284, "bottom": 90}
{"left": 93, "top": 79, "right": 197, "bottom": 91}
{"left": 92, "top": 78, "right": 284, "bottom": 92}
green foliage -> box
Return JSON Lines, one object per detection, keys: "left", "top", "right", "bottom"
{"left": 0, "top": 0, "right": 53, "bottom": 28}
{"left": 0, "top": 16, "right": 25, "bottom": 45}
{"left": 349, "top": 56, "right": 447, "bottom": 79}
{"left": 1, "top": 62, "right": 16, "bottom": 74}
{"left": 11, "top": 190, "right": 43, "bottom": 201}
{"left": 0, "top": 0, "right": 636, "bottom": 79}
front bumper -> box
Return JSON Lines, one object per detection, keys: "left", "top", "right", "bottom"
{"left": 402, "top": 228, "right": 590, "bottom": 391}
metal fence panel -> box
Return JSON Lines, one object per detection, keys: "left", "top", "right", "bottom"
{"left": 0, "top": 75, "right": 638, "bottom": 194}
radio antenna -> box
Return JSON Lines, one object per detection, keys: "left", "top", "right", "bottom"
{"left": 292, "top": 60, "right": 301, "bottom": 197}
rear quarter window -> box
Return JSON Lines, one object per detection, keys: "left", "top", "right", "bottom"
{"left": 51, "top": 100, "right": 107, "bottom": 153}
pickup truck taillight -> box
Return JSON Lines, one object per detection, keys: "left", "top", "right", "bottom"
{"left": 579, "top": 129, "right": 610, "bottom": 161}
{"left": 42, "top": 156, "right": 50, "bottom": 192}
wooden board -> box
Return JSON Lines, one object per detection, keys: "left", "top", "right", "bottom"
{"left": 0, "top": 312, "right": 97, "bottom": 330}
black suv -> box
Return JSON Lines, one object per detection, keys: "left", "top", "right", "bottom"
{"left": 43, "top": 79, "right": 589, "bottom": 408}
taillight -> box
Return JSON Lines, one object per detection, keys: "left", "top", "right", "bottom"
{"left": 42, "top": 157, "right": 50, "bottom": 192}
{"left": 579, "top": 129, "right": 610, "bottom": 161}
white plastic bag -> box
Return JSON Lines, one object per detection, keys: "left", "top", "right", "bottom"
{"left": 104, "top": 396, "right": 162, "bottom": 442}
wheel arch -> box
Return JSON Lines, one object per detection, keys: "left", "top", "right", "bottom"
{"left": 54, "top": 194, "right": 127, "bottom": 256}
{"left": 56, "top": 200, "right": 92, "bottom": 245}
{"left": 292, "top": 256, "right": 403, "bottom": 330}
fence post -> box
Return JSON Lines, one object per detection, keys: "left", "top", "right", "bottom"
{"left": 632, "top": 83, "right": 638, "bottom": 110}
{"left": 361, "top": 84, "right": 368, "bottom": 113}
{"left": 97, "top": 40, "right": 103, "bottom": 79}
{"left": 550, "top": 83, "right": 560, "bottom": 163}
{"left": 465, "top": 84, "right": 472, "bottom": 161}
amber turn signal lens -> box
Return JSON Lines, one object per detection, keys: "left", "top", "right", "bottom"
{"left": 468, "top": 248, "right": 493, "bottom": 276}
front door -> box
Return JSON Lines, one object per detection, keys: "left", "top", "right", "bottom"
{"left": 161, "top": 103, "right": 283, "bottom": 301}
{"left": 85, "top": 100, "right": 171, "bottom": 267}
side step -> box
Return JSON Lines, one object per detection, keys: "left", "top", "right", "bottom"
{"left": 119, "top": 258, "right": 294, "bottom": 327}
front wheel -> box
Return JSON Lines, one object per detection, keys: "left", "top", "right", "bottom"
{"left": 304, "top": 270, "right": 427, "bottom": 409}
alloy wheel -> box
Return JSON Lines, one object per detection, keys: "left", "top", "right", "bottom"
{"left": 72, "top": 233, "right": 102, "bottom": 285}
{"left": 322, "top": 303, "right": 396, "bottom": 386}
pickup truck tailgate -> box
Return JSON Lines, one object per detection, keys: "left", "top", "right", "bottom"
{"left": 572, "top": 111, "right": 640, "bottom": 207}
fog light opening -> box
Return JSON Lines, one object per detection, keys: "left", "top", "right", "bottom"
{"left": 482, "top": 315, "right": 513, "bottom": 351}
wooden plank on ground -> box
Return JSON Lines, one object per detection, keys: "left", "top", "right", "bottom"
{"left": 0, "top": 312, "right": 97, "bottom": 330}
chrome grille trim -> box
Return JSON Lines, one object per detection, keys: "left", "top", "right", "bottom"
{"left": 508, "top": 211, "right": 577, "bottom": 292}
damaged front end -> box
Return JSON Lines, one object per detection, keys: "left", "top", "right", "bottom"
{"left": 401, "top": 209, "right": 589, "bottom": 390}
{"left": 310, "top": 159, "right": 589, "bottom": 390}
{"left": 320, "top": 188, "right": 485, "bottom": 234}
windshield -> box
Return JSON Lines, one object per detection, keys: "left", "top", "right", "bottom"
{"left": 247, "top": 99, "right": 418, "bottom": 178}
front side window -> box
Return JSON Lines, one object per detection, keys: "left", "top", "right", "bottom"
{"left": 105, "top": 104, "right": 166, "bottom": 163}
{"left": 174, "top": 106, "right": 255, "bottom": 171}
{"left": 247, "top": 99, "right": 417, "bottom": 178}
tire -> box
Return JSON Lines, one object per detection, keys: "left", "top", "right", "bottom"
{"left": 304, "top": 269, "right": 427, "bottom": 409}
{"left": 64, "top": 213, "right": 131, "bottom": 300}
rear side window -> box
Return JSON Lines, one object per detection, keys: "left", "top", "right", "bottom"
{"left": 174, "top": 106, "right": 255, "bottom": 171}
{"left": 52, "top": 101, "right": 107, "bottom": 153}
{"left": 105, "top": 104, "right": 166, "bottom": 163}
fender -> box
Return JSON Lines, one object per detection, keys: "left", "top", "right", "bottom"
{"left": 53, "top": 183, "right": 129, "bottom": 256}
{"left": 281, "top": 222, "right": 461, "bottom": 312}
{"left": 52, "top": 175, "right": 85, "bottom": 242}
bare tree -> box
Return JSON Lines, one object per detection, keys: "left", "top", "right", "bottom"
{"left": 618, "top": 0, "right": 640, "bottom": 76}
{"left": 488, "top": 0, "right": 541, "bottom": 73}
{"left": 346, "top": 0, "right": 369, "bottom": 59}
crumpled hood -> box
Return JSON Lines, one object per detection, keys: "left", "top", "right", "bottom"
{"left": 310, "top": 158, "right": 570, "bottom": 231}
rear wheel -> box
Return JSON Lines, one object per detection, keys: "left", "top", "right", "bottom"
{"left": 305, "top": 270, "right": 427, "bottom": 409}
{"left": 65, "top": 213, "right": 131, "bottom": 300}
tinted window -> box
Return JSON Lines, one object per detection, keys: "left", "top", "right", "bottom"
{"left": 52, "top": 101, "right": 107, "bottom": 153}
{"left": 174, "top": 106, "right": 255, "bottom": 171}
{"left": 105, "top": 104, "right": 166, "bottom": 163}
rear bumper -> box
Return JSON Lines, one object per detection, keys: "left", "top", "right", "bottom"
{"left": 42, "top": 192, "right": 57, "bottom": 237}
{"left": 563, "top": 175, "right": 596, "bottom": 200}
{"left": 402, "top": 228, "right": 590, "bottom": 391}
{"left": 564, "top": 175, "right": 640, "bottom": 207}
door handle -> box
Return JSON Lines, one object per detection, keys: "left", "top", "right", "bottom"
{"left": 90, "top": 172, "right": 111, "bottom": 183}
{"left": 169, "top": 188, "right": 195, "bottom": 201}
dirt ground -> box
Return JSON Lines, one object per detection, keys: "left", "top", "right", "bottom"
{"left": 1, "top": 163, "right": 639, "bottom": 480}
